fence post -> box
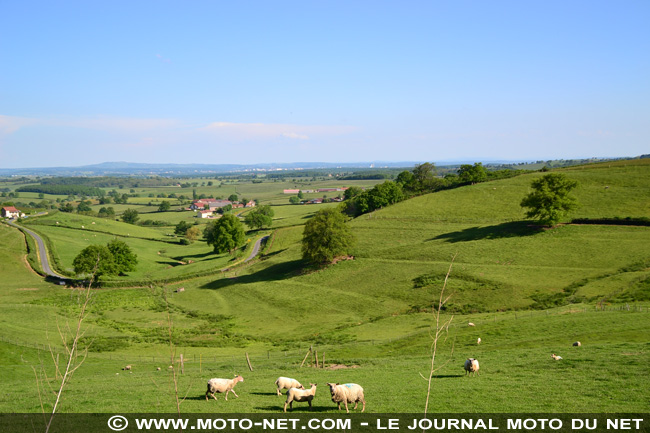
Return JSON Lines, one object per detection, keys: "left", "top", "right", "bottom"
{"left": 300, "top": 346, "right": 312, "bottom": 368}
{"left": 246, "top": 353, "right": 253, "bottom": 371}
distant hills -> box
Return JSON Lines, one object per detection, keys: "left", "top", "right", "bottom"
{"left": 0, "top": 161, "right": 417, "bottom": 176}
{"left": 0, "top": 157, "right": 640, "bottom": 177}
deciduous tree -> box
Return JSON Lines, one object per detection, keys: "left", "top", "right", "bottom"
{"left": 107, "top": 239, "right": 138, "bottom": 274}
{"left": 72, "top": 245, "right": 117, "bottom": 280}
{"left": 302, "top": 208, "right": 355, "bottom": 265}
{"left": 158, "top": 200, "right": 171, "bottom": 212}
{"left": 520, "top": 173, "right": 578, "bottom": 226}
{"left": 458, "top": 163, "right": 487, "bottom": 184}
{"left": 121, "top": 208, "right": 139, "bottom": 224}
{"left": 245, "top": 205, "right": 274, "bottom": 229}
{"left": 203, "top": 213, "right": 246, "bottom": 254}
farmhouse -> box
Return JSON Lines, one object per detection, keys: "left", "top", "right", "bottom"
{"left": 1, "top": 206, "right": 23, "bottom": 219}
{"left": 283, "top": 189, "right": 300, "bottom": 194}
{"left": 197, "top": 210, "right": 218, "bottom": 219}
{"left": 189, "top": 199, "right": 232, "bottom": 211}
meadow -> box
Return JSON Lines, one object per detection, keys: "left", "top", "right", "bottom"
{"left": 0, "top": 160, "right": 649, "bottom": 414}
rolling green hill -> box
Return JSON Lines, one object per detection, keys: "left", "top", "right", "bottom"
{"left": 0, "top": 159, "right": 648, "bottom": 413}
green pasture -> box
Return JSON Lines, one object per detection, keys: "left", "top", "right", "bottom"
{"left": 1, "top": 160, "right": 649, "bottom": 413}
{"left": 270, "top": 202, "right": 339, "bottom": 228}
{"left": 0, "top": 307, "right": 647, "bottom": 413}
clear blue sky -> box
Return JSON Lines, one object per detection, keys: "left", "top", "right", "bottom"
{"left": 1, "top": 1, "right": 648, "bottom": 168}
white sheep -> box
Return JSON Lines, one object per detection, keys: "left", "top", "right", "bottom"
{"left": 275, "top": 376, "right": 304, "bottom": 396}
{"left": 551, "top": 354, "right": 562, "bottom": 360}
{"left": 477, "top": 337, "right": 481, "bottom": 345}
{"left": 464, "top": 358, "right": 480, "bottom": 376}
{"left": 468, "top": 322, "right": 475, "bottom": 327}
{"left": 326, "top": 383, "right": 365, "bottom": 413}
{"left": 205, "top": 375, "right": 244, "bottom": 401}
{"left": 573, "top": 341, "right": 581, "bottom": 347}
{"left": 122, "top": 365, "right": 132, "bottom": 371}
{"left": 284, "top": 383, "right": 316, "bottom": 412}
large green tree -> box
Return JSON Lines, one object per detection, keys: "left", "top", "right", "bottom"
{"left": 107, "top": 239, "right": 138, "bottom": 274}
{"left": 174, "top": 220, "right": 192, "bottom": 235}
{"left": 458, "top": 162, "right": 488, "bottom": 184}
{"left": 121, "top": 208, "right": 139, "bottom": 224}
{"left": 302, "top": 208, "right": 355, "bottom": 265}
{"left": 72, "top": 245, "right": 117, "bottom": 280}
{"left": 520, "top": 173, "right": 578, "bottom": 226}
{"left": 244, "top": 205, "right": 274, "bottom": 229}
{"left": 158, "top": 200, "right": 171, "bottom": 212}
{"left": 203, "top": 214, "right": 246, "bottom": 254}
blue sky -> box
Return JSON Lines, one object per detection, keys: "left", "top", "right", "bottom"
{"left": 1, "top": 1, "right": 648, "bottom": 168}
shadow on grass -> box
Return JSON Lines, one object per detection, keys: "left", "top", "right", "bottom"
{"left": 184, "top": 395, "right": 209, "bottom": 401}
{"left": 171, "top": 251, "right": 218, "bottom": 260}
{"left": 156, "top": 260, "right": 183, "bottom": 267}
{"left": 261, "top": 248, "right": 287, "bottom": 259}
{"left": 433, "top": 374, "right": 465, "bottom": 379}
{"left": 199, "top": 259, "right": 305, "bottom": 290}
{"left": 429, "top": 221, "right": 542, "bottom": 243}
{"left": 255, "top": 405, "right": 334, "bottom": 413}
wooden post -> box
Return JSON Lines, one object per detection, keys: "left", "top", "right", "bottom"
{"left": 299, "top": 346, "right": 312, "bottom": 368}
{"left": 315, "top": 350, "right": 319, "bottom": 369}
{"left": 321, "top": 352, "right": 325, "bottom": 369}
{"left": 180, "top": 354, "right": 184, "bottom": 374}
{"left": 200, "top": 354, "right": 202, "bottom": 373}
{"left": 246, "top": 352, "right": 253, "bottom": 371}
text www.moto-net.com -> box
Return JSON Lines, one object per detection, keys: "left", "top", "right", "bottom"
{"left": 113, "top": 417, "right": 353, "bottom": 431}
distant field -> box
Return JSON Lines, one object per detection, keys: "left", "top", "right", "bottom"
{"left": 20, "top": 212, "right": 260, "bottom": 283}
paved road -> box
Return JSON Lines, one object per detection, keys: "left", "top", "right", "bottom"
{"left": 244, "top": 235, "right": 269, "bottom": 263}
{"left": 6, "top": 219, "right": 67, "bottom": 281}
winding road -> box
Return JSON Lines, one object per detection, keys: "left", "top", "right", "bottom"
{"left": 7, "top": 218, "right": 269, "bottom": 284}
{"left": 6, "top": 219, "right": 68, "bottom": 281}
{"left": 244, "top": 235, "right": 269, "bottom": 263}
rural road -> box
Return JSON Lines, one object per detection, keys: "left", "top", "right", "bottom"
{"left": 244, "top": 235, "right": 269, "bottom": 263}
{"left": 7, "top": 218, "right": 268, "bottom": 283}
{"left": 6, "top": 219, "right": 68, "bottom": 281}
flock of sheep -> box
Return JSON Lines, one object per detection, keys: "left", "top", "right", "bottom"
{"left": 205, "top": 375, "right": 365, "bottom": 413}
{"left": 122, "top": 324, "right": 582, "bottom": 412}
{"left": 199, "top": 332, "right": 583, "bottom": 412}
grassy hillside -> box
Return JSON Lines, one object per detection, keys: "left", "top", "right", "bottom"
{"left": 0, "top": 160, "right": 649, "bottom": 413}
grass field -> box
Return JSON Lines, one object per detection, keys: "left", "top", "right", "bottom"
{"left": 1, "top": 160, "right": 649, "bottom": 414}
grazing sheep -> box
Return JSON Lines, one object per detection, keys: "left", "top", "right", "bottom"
{"left": 326, "top": 383, "right": 365, "bottom": 413}
{"left": 275, "top": 377, "right": 304, "bottom": 396}
{"left": 551, "top": 354, "right": 562, "bottom": 360}
{"left": 464, "top": 358, "right": 480, "bottom": 376}
{"left": 468, "top": 322, "right": 475, "bottom": 327}
{"left": 284, "top": 383, "right": 317, "bottom": 412}
{"left": 573, "top": 341, "right": 581, "bottom": 347}
{"left": 477, "top": 337, "right": 481, "bottom": 345}
{"left": 122, "top": 365, "right": 132, "bottom": 371}
{"left": 206, "top": 375, "right": 244, "bottom": 401}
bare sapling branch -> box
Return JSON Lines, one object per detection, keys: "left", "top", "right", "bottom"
{"left": 41, "top": 256, "right": 98, "bottom": 433}
{"left": 423, "top": 254, "right": 457, "bottom": 416}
